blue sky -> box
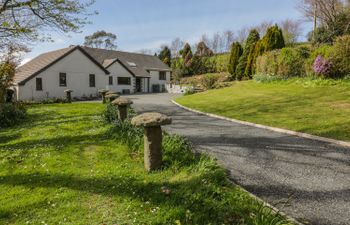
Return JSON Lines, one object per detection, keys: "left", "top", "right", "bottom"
{"left": 23, "top": 0, "right": 311, "bottom": 62}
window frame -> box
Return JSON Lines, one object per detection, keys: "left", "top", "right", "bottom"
{"left": 159, "top": 71, "right": 166, "bottom": 80}
{"left": 36, "top": 77, "right": 43, "bottom": 91}
{"left": 117, "top": 77, "right": 131, "bottom": 85}
{"left": 89, "top": 74, "right": 95, "bottom": 87}
{"left": 108, "top": 76, "right": 113, "bottom": 85}
{"left": 59, "top": 72, "right": 67, "bottom": 87}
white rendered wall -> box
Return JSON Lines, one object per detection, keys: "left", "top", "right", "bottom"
{"left": 149, "top": 71, "right": 170, "bottom": 92}
{"left": 17, "top": 49, "right": 108, "bottom": 101}
{"left": 105, "top": 62, "right": 135, "bottom": 94}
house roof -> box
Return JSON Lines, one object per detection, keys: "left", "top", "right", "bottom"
{"left": 14, "top": 45, "right": 171, "bottom": 85}
{"left": 81, "top": 46, "right": 171, "bottom": 77}
{"left": 14, "top": 46, "right": 110, "bottom": 85}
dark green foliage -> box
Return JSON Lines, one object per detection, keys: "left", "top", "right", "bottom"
{"left": 158, "top": 46, "right": 172, "bottom": 67}
{"left": 189, "top": 56, "right": 216, "bottom": 75}
{"left": 195, "top": 41, "right": 214, "bottom": 57}
{"left": 261, "top": 25, "right": 285, "bottom": 52}
{"left": 308, "top": 11, "right": 350, "bottom": 44}
{"left": 0, "top": 103, "right": 27, "bottom": 128}
{"left": 227, "top": 42, "right": 243, "bottom": 79}
{"left": 236, "top": 29, "right": 260, "bottom": 80}
{"left": 180, "top": 43, "right": 192, "bottom": 59}
{"left": 245, "top": 25, "right": 285, "bottom": 78}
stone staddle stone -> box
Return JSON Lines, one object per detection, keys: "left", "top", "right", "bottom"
{"left": 111, "top": 97, "right": 133, "bottom": 121}
{"left": 131, "top": 112, "right": 172, "bottom": 171}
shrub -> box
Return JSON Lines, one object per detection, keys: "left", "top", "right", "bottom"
{"left": 313, "top": 55, "right": 334, "bottom": 78}
{"left": 201, "top": 74, "right": 219, "bottom": 90}
{"left": 227, "top": 42, "right": 243, "bottom": 79}
{"left": 0, "top": 103, "right": 27, "bottom": 128}
{"left": 261, "top": 24, "right": 285, "bottom": 52}
{"left": 305, "top": 44, "right": 333, "bottom": 76}
{"left": 276, "top": 47, "right": 309, "bottom": 77}
{"left": 331, "top": 35, "right": 350, "bottom": 77}
{"left": 255, "top": 50, "right": 280, "bottom": 76}
{"left": 236, "top": 29, "right": 260, "bottom": 80}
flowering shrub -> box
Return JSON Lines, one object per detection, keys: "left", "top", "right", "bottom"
{"left": 313, "top": 55, "right": 333, "bottom": 78}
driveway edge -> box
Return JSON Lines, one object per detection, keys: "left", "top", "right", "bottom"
{"left": 172, "top": 100, "right": 305, "bottom": 225}
{"left": 172, "top": 100, "right": 350, "bottom": 148}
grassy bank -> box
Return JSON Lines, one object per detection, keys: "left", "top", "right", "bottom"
{"left": 176, "top": 78, "right": 350, "bottom": 141}
{"left": 0, "top": 103, "right": 291, "bottom": 224}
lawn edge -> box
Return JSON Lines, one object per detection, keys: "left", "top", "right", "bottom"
{"left": 172, "top": 100, "right": 306, "bottom": 225}
{"left": 172, "top": 100, "right": 350, "bottom": 148}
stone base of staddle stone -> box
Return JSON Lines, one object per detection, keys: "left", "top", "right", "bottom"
{"left": 144, "top": 126, "right": 163, "bottom": 171}
{"left": 118, "top": 106, "right": 128, "bottom": 121}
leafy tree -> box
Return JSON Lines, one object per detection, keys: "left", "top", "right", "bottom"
{"left": 195, "top": 41, "right": 213, "bottom": 57}
{"left": 235, "top": 29, "right": 260, "bottom": 80}
{"left": 158, "top": 46, "right": 171, "bottom": 67}
{"left": 245, "top": 25, "right": 285, "bottom": 77}
{"left": 180, "top": 43, "right": 192, "bottom": 59}
{"left": 261, "top": 25, "right": 285, "bottom": 52}
{"left": 0, "top": 0, "right": 95, "bottom": 50}
{"left": 84, "top": 30, "right": 117, "bottom": 49}
{"left": 227, "top": 42, "right": 243, "bottom": 79}
{"left": 0, "top": 44, "right": 25, "bottom": 103}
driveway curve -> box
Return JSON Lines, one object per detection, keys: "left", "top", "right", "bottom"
{"left": 127, "top": 93, "right": 350, "bottom": 225}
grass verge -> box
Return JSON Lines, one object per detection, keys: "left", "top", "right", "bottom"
{"left": 175, "top": 78, "right": 350, "bottom": 141}
{"left": 0, "top": 103, "right": 292, "bottom": 224}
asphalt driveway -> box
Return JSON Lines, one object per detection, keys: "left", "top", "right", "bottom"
{"left": 127, "top": 93, "right": 350, "bottom": 225}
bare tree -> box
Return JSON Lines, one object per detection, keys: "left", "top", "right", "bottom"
{"left": 222, "top": 30, "right": 235, "bottom": 52}
{"left": 297, "top": 0, "right": 345, "bottom": 27}
{"left": 200, "top": 34, "right": 211, "bottom": 48}
{"left": 211, "top": 32, "right": 220, "bottom": 53}
{"left": 253, "top": 20, "right": 274, "bottom": 37}
{"left": 280, "top": 19, "right": 303, "bottom": 44}
{"left": 170, "top": 37, "right": 184, "bottom": 58}
{"left": 237, "top": 27, "right": 249, "bottom": 44}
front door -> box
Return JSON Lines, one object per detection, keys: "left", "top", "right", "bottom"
{"left": 136, "top": 78, "right": 142, "bottom": 92}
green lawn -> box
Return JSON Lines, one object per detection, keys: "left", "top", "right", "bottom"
{"left": 0, "top": 103, "right": 291, "bottom": 224}
{"left": 176, "top": 79, "right": 350, "bottom": 141}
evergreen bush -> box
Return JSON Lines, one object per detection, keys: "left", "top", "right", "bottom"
{"left": 227, "top": 42, "right": 243, "bottom": 79}
{"left": 236, "top": 29, "right": 260, "bottom": 80}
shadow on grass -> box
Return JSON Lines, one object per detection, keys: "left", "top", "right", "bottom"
{"left": 0, "top": 133, "right": 107, "bottom": 151}
{"left": 0, "top": 172, "right": 249, "bottom": 224}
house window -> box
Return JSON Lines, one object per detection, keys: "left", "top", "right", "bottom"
{"left": 159, "top": 71, "right": 166, "bottom": 80}
{"left": 59, "top": 73, "right": 67, "bottom": 87}
{"left": 109, "top": 76, "right": 113, "bottom": 85}
{"left": 89, "top": 74, "right": 95, "bottom": 87}
{"left": 118, "top": 77, "right": 131, "bottom": 85}
{"left": 36, "top": 78, "right": 43, "bottom": 91}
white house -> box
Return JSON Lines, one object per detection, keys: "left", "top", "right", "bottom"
{"left": 13, "top": 45, "right": 171, "bottom": 101}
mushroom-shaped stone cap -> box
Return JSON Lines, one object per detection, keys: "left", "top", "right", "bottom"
{"left": 105, "top": 93, "right": 119, "bottom": 98}
{"left": 64, "top": 89, "right": 73, "bottom": 93}
{"left": 111, "top": 97, "right": 133, "bottom": 106}
{"left": 98, "top": 89, "right": 108, "bottom": 94}
{"left": 106, "top": 91, "right": 118, "bottom": 95}
{"left": 131, "top": 112, "right": 172, "bottom": 127}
